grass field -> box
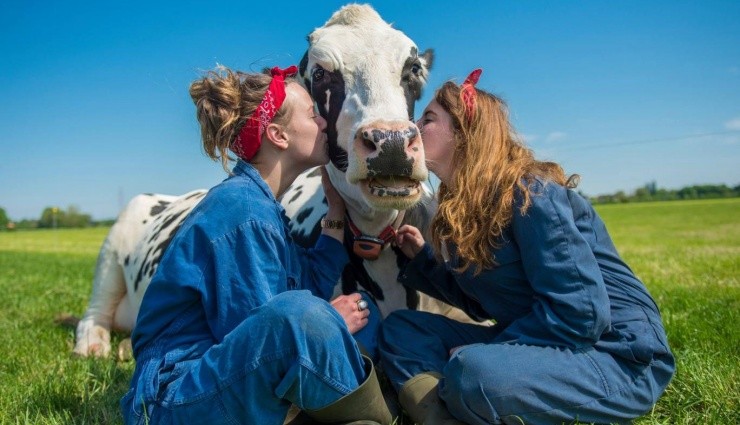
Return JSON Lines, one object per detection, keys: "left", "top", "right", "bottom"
{"left": 0, "top": 198, "right": 738, "bottom": 424}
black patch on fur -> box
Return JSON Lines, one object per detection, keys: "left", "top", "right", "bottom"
{"left": 134, "top": 246, "right": 154, "bottom": 292}
{"left": 134, "top": 209, "right": 188, "bottom": 291}
{"left": 186, "top": 191, "right": 206, "bottom": 200}
{"left": 365, "top": 129, "right": 416, "bottom": 177}
{"left": 289, "top": 217, "right": 322, "bottom": 249}
{"left": 295, "top": 207, "right": 313, "bottom": 225}
{"left": 391, "top": 245, "right": 419, "bottom": 310}
{"left": 298, "top": 50, "right": 311, "bottom": 90}
{"left": 288, "top": 190, "right": 303, "bottom": 204}
{"left": 150, "top": 200, "right": 171, "bottom": 216}
{"left": 309, "top": 66, "right": 348, "bottom": 171}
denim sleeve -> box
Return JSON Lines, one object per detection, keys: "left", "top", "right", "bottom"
{"left": 492, "top": 183, "right": 611, "bottom": 349}
{"left": 296, "top": 234, "right": 350, "bottom": 301}
{"left": 398, "top": 243, "right": 488, "bottom": 321}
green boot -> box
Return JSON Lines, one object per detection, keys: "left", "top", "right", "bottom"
{"left": 305, "top": 356, "right": 392, "bottom": 425}
{"left": 398, "top": 372, "right": 465, "bottom": 425}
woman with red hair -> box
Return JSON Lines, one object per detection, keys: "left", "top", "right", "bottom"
{"left": 380, "top": 70, "right": 674, "bottom": 425}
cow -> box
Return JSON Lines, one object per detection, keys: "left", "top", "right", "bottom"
{"left": 74, "top": 4, "right": 468, "bottom": 359}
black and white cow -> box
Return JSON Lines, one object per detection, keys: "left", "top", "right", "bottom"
{"left": 74, "top": 4, "right": 469, "bottom": 358}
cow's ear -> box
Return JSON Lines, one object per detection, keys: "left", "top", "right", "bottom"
{"left": 298, "top": 51, "right": 310, "bottom": 90}
{"left": 420, "top": 49, "right": 434, "bottom": 71}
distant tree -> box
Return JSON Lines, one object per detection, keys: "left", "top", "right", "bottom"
{"left": 634, "top": 187, "right": 651, "bottom": 202}
{"left": 16, "top": 219, "right": 38, "bottom": 229}
{"left": 590, "top": 182, "right": 739, "bottom": 204}
{"left": 0, "top": 207, "right": 9, "bottom": 230}
{"left": 614, "top": 190, "right": 629, "bottom": 203}
{"left": 38, "top": 205, "right": 92, "bottom": 228}
{"left": 654, "top": 188, "right": 676, "bottom": 201}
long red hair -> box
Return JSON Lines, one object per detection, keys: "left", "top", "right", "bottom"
{"left": 430, "top": 81, "right": 577, "bottom": 274}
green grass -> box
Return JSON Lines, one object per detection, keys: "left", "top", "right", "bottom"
{"left": 0, "top": 199, "right": 738, "bottom": 424}
{"left": 594, "top": 198, "right": 739, "bottom": 424}
{"left": 0, "top": 228, "right": 134, "bottom": 424}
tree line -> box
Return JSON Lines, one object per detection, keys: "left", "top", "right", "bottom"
{"left": 1, "top": 182, "right": 738, "bottom": 230}
{"left": 0, "top": 206, "right": 115, "bottom": 230}
{"left": 589, "top": 182, "right": 740, "bottom": 204}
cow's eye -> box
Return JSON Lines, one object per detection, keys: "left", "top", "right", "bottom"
{"left": 312, "top": 67, "right": 325, "bottom": 82}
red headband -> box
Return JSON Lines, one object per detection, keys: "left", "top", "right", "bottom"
{"left": 460, "top": 68, "right": 482, "bottom": 122}
{"left": 232, "top": 65, "right": 299, "bottom": 161}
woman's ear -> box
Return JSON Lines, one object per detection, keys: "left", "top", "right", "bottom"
{"left": 264, "top": 122, "right": 289, "bottom": 151}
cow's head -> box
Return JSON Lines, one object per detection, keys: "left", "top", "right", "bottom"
{"left": 299, "top": 4, "right": 433, "bottom": 211}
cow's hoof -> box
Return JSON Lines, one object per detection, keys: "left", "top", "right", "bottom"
{"left": 117, "top": 338, "right": 133, "bottom": 362}
{"left": 73, "top": 324, "right": 112, "bottom": 357}
{"left": 73, "top": 341, "right": 110, "bottom": 358}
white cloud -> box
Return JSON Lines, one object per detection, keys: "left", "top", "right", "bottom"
{"left": 725, "top": 117, "right": 740, "bottom": 130}
{"left": 544, "top": 131, "right": 567, "bottom": 143}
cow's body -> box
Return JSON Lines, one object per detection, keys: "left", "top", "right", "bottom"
{"left": 74, "top": 4, "right": 472, "bottom": 358}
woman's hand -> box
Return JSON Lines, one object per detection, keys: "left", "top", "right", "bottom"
{"left": 321, "top": 166, "right": 345, "bottom": 218}
{"left": 394, "top": 224, "right": 426, "bottom": 259}
{"left": 331, "top": 293, "right": 369, "bottom": 334}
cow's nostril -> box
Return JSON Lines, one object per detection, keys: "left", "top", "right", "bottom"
{"left": 362, "top": 138, "right": 377, "bottom": 152}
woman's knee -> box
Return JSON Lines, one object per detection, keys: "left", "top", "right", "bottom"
{"left": 262, "top": 291, "right": 347, "bottom": 343}
{"left": 440, "top": 345, "right": 523, "bottom": 422}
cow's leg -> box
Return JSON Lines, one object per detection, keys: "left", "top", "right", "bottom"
{"left": 73, "top": 236, "right": 127, "bottom": 357}
{"left": 112, "top": 293, "right": 136, "bottom": 331}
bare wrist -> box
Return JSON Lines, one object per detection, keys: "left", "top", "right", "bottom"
{"left": 324, "top": 208, "right": 344, "bottom": 221}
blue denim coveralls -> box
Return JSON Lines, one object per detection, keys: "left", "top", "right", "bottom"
{"left": 379, "top": 179, "right": 675, "bottom": 424}
{"left": 121, "top": 161, "right": 378, "bottom": 425}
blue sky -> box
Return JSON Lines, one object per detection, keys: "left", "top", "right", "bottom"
{"left": 1, "top": 0, "right": 738, "bottom": 220}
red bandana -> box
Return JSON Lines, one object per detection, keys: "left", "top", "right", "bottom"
{"left": 232, "top": 65, "right": 299, "bottom": 161}
{"left": 460, "top": 68, "right": 482, "bottom": 123}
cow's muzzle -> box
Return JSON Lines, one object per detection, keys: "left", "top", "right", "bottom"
{"left": 349, "top": 120, "right": 428, "bottom": 209}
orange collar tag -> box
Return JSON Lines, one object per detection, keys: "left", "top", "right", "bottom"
{"left": 352, "top": 236, "right": 384, "bottom": 261}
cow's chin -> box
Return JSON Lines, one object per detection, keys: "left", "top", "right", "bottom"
{"left": 359, "top": 176, "right": 423, "bottom": 210}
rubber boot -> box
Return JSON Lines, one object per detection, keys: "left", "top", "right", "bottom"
{"left": 305, "top": 355, "right": 392, "bottom": 425}
{"left": 398, "top": 372, "right": 465, "bottom": 425}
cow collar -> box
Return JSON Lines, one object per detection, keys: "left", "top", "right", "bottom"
{"left": 346, "top": 210, "right": 406, "bottom": 261}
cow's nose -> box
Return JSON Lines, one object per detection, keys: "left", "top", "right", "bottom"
{"left": 358, "top": 123, "right": 421, "bottom": 154}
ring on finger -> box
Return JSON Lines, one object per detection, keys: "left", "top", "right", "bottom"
{"left": 357, "top": 299, "right": 369, "bottom": 311}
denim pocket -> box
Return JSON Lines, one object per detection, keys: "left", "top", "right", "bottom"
{"left": 596, "top": 308, "right": 663, "bottom": 365}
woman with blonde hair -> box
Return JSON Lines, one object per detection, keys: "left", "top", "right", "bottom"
{"left": 121, "top": 65, "right": 391, "bottom": 425}
{"left": 380, "top": 70, "right": 674, "bottom": 424}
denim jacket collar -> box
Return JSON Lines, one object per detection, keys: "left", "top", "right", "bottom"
{"left": 232, "top": 160, "right": 292, "bottom": 234}
{"left": 232, "top": 160, "right": 275, "bottom": 201}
